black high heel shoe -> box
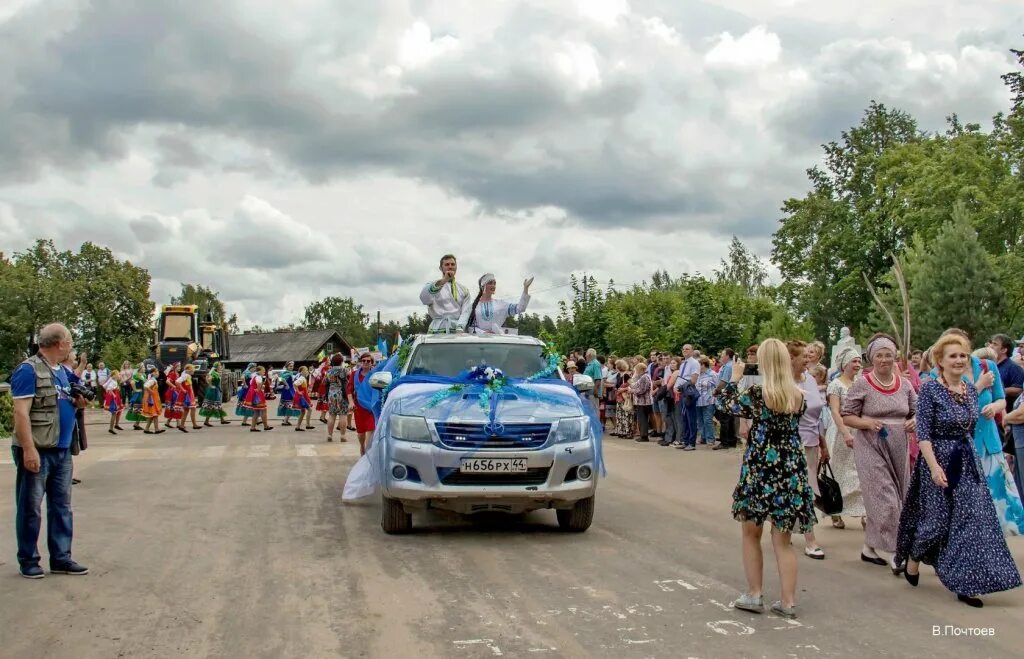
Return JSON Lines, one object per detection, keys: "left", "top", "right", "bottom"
{"left": 904, "top": 569, "right": 919, "bottom": 587}
{"left": 957, "top": 594, "right": 983, "bottom": 608}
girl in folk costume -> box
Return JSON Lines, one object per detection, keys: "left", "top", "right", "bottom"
{"left": 124, "top": 363, "right": 147, "bottom": 430}
{"left": 244, "top": 366, "right": 274, "bottom": 432}
{"left": 104, "top": 372, "right": 124, "bottom": 435}
{"left": 277, "top": 361, "right": 300, "bottom": 425}
{"left": 163, "top": 363, "right": 187, "bottom": 432}
{"left": 200, "top": 362, "right": 231, "bottom": 426}
{"left": 419, "top": 254, "right": 471, "bottom": 333}
{"left": 312, "top": 358, "right": 330, "bottom": 423}
{"left": 236, "top": 362, "right": 256, "bottom": 425}
{"left": 462, "top": 274, "right": 534, "bottom": 335}
{"left": 181, "top": 364, "right": 202, "bottom": 430}
{"left": 291, "top": 366, "right": 314, "bottom": 431}
{"left": 141, "top": 366, "right": 166, "bottom": 434}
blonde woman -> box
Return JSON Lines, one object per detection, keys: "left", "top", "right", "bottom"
{"left": 720, "top": 339, "right": 816, "bottom": 619}
{"left": 897, "top": 334, "right": 1021, "bottom": 607}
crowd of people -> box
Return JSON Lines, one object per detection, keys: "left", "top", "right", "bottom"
{"left": 7, "top": 254, "right": 1023, "bottom": 624}
{"left": 566, "top": 330, "right": 1024, "bottom": 616}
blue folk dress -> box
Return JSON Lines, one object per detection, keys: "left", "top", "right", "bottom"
{"left": 970, "top": 358, "right": 1024, "bottom": 535}
{"left": 895, "top": 380, "right": 1021, "bottom": 597}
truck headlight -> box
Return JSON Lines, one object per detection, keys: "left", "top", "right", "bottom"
{"left": 552, "top": 416, "right": 588, "bottom": 444}
{"left": 390, "top": 415, "right": 432, "bottom": 442}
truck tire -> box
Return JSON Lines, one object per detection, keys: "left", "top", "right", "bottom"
{"left": 381, "top": 496, "right": 412, "bottom": 534}
{"left": 556, "top": 496, "right": 594, "bottom": 532}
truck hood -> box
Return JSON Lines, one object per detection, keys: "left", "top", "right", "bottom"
{"left": 382, "top": 381, "right": 586, "bottom": 424}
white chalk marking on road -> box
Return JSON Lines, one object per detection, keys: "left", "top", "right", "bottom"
{"left": 654, "top": 579, "right": 699, "bottom": 592}
{"left": 527, "top": 649, "right": 557, "bottom": 653}
{"left": 797, "top": 645, "right": 821, "bottom": 652}
{"left": 602, "top": 605, "right": 627, "bottom": 620}
{"left": 296, "top": 444, "right": 317, "bottom": 457}
{"left": 199, "top": 445, "right": 226, "bottom": 458}
{"left": 707, "top": 620, "right": 755, "bottom": 637}
{"left": 772, "top": 619, "right": 806, "bottom": 630}
{"left": 622, "top": 638, "right": 659, "bottom": 645}
{"left": 247, "top": 444, "right": 270, "bottom": 457}
{"left": 708, "top": 599, "right": 732, "bottom": 612}
{"left": 452, "top": 639, "right": 503, "bottom": 656}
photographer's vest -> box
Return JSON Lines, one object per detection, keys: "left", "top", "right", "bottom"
{"left": 22, "top": 355, "right": 60, "bottom": 449}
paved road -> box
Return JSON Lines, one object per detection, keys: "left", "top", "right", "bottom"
{"left": 1, "top": 417, "right": 1022, "bottom": 658}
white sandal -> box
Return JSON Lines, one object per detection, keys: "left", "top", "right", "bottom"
{"left": 804, "top": 546, "right": 825, "bottom": 560}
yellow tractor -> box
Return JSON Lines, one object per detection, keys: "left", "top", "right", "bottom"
{"left": 148, "top": 305, "right": 230, "bottom": 381}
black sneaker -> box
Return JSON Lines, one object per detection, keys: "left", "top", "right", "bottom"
{"left": 50, "top": 560, "right": 89, "bottom": 575}
{"left": 20, "top": 565, "right": 45, "bottom": 579}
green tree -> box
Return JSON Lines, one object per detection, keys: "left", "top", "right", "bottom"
{"left": 171, "top": 283, "right": 235, "bottom": 326}
{"left": 102, "top": 336, "right": 147, "bottom": 369}
{"left": 0, "top": 240, "right": 151, "bottom": 371}
{"left": 71, "top": 242, "right": 153, "bottom": 361}
{"left": 772, "top": 102, "right": 921, "bottom": 340}
{"left": 302, "top": 296, "right": 371, "bottom": 346}
{"left": 714, "top": 236, "right": 767, "bottom": 296}
{"left": 555, "top": 274, "right": 609, "bottom": 354}
{"left": 910, "top": 203, "right": 1005, "bottom": 344}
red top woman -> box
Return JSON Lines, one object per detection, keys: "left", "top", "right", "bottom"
{"left": 346, "top": 354, "right": 376, "bottom": 456}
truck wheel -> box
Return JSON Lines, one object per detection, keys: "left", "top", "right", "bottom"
{"left": 556, "top": 496, "right": 594, "bottom": 532}
{"left": 381, "top": 496, "right": 412, "bottom": 534}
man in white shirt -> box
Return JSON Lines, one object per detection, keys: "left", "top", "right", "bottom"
{"left": 673, "top": 344, "right": 701, "bottom": 450}
{"left": 419, "top": 254, "right": 470, "bottom": 333}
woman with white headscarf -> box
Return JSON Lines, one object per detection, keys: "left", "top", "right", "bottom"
{"left": 824, "top": 347, "right": 866, "bottom": 529}
{"left": 842, "top": 334, "right": 917, "bottom": 573}
{"left": 462, "top": 273, "right": 534, "bottom": 335}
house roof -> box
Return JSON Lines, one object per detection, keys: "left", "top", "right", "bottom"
{"left": 226, "top": 329, "right": 350, "bottom": 365}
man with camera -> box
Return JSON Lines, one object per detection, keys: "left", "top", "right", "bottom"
{"left": 10, "top": 323, "right": 89, "bottom": 579}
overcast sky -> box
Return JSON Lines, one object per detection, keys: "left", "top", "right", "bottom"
{"left": 1, "top": 0, "right": 1020, "bottom": 328}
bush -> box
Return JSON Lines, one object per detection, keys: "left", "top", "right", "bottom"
{"left": 0, "top": 390, "right": 13, "bottom": 440}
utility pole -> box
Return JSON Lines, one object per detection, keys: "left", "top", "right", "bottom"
{"left": 376, "top": 310, "right": 381, "bottom": 346}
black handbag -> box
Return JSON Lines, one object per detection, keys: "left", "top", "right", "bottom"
{"left": 815, "top": 462, "right": 843, "bottom": 515}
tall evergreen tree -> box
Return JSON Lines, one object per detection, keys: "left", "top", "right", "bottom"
{"left": 910, "top": 203, "right": 1005, "bottom": 344}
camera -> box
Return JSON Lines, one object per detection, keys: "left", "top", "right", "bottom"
{"left": 70, "top": 382, "right": 96, "bottom": 402}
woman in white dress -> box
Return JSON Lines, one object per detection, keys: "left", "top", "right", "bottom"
{"left": 463, "top": 274, "right": 533, "bottom": 334}
{"left": 824, "top": 348, "right": 866, "bottom": 529}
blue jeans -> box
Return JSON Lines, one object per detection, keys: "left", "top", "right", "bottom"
{"left": 662, "top": 399, "right": 677, "bottom": 441}
{"left": 681, "top": 400, "right": 698, "bottom": 446}
{"left": 12, "top": 446, "right": 73, "bottom": 569}
{"left": 696, "top": 405, "right": 716, "bottom": 443}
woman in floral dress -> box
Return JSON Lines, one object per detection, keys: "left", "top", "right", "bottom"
{"left": 325, "top": 354, "right": 349, "bottom": 442}
{"left": 897, "top": 334, "right": 1021, "bottom": 607}
{"left": 720, "top": 339, "right": 816, "bottom": 619}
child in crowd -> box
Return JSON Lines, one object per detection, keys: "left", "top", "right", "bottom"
{"left": 104, "top": 372, "right": 124, "bottom": 434}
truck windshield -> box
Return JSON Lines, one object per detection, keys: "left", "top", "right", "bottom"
{"left": 406, "top": 343, "right": 549, "bottom": 379}
{"left": 161, "top": 315, "right": 193, "bottom": 341}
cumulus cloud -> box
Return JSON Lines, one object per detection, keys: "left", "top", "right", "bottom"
{"left": 0, "top": 0, "right": 1019, "bottom": 326}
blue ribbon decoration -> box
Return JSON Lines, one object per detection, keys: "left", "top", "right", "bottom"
{"left": 354, "top": 350, "right": 605, "bottom": 476}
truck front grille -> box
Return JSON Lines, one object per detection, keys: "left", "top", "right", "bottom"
{"left": 434, "top": 422, "right": 551, "bottom": 450}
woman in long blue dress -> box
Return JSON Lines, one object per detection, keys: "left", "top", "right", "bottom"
{"left": 897, "top": 335, "right": 1021, "bottom": 607}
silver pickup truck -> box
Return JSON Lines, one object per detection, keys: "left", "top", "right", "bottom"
{"left": 369, "top": 333, "right": 599, "bottom": 534}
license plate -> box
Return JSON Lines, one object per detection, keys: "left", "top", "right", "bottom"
{"left": 459, "top": 458, "right": 528, "bottom": 473}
